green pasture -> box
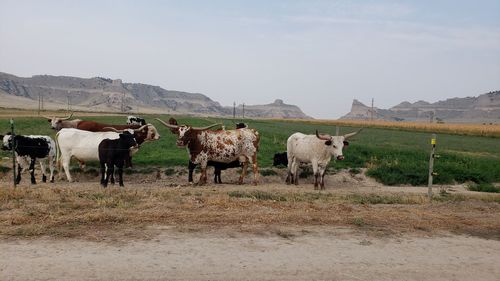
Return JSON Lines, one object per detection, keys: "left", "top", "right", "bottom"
{"left": 1, "top": 114, "right": 499, "bottom": 187}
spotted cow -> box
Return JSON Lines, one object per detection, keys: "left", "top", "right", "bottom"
{"left": 156, "top": 118, "right": 260, "bottom": 185}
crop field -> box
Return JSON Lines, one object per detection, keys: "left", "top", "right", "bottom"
{"left": 1, "top": 112, "right": 499, "bottom": 187}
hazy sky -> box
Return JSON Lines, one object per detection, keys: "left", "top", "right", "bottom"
{"left": 1, "top": 0, "right": 499, "bottom": 118}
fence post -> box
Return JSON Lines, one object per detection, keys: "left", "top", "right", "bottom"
{"left": 427, "top": 133, "right": 437, "bottom": 198}
{"left": 10, "top": 119, "right": 16, "bottom": 188}
{"left": 335, "top": 126, "right": 339, "bottom": 136}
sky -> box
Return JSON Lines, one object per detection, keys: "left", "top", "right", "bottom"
{"left": 1, "top": 0, "right": 499, "bottom": 118}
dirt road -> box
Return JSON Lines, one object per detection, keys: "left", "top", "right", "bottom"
{"left": 2, "top": 227, "right": 499, "bottom": 281}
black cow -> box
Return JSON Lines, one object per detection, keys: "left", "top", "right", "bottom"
{"left": 273, "top": 152, "right": 288, "bottom": 167}
{"left": 98, "top": 131, "right": 138, "bottom": 187}
{"left": 188, "top": 160, "right": 242, "bottom": 184}
{"left": 1, "top": 133, "right": 56, "bottom": 184}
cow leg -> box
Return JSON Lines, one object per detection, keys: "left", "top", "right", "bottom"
{"left": 110, "top": 170, "right": 115, "bottom": 185}
{"left": 48, "top": 156, "right": 55, "bottom": 183}
{"left": 40, "top": 160, "right": 47, "bottom": 183}
{"left": 312, "top": 161, "right": 319, "bottom": 190}
{"left": 319, "top": 165, "right": 327, "bottom": 190}
{"left": 117, "top": 161, "right": 124, "bottom": 187}
{"left": 100, "top": 162, "right": 107, "bottom": 187}
{"left": 239, "top": 161, "right": 249, "bottom": 185}
{"left": 61, "top": 155, "right": 72, "bottom": 182}
{"left": 292, "top": 161, "right": 299, "bottom": 185}
{"left": 213, "top": 168, "right": 219, "bottom": 184}
{"left": 198, "top": 162, "right": 208, "bottom": 185}
{"left": 251, "top": 155, "right": 259, "bottom": 185}
{"left": 188, "top": 161, "right": 196, "bottom": 183}
{"left": 29, "top": 158, "right": 37, "bottom": 184}
{"left": 15, "top": 164, "right": 22, "bottom": 184}
{"left": 286, "top": 157, "right": 293, "bottom": 185}
{"left": 105, "top": 164, "right": 114, "bottom": 188}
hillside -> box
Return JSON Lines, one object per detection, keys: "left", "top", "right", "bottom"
{"left": 340, "top": 91, "right": 500, "bottom": 123}
{"left": 0, "top": 72, "right": 311, "bottom": 119}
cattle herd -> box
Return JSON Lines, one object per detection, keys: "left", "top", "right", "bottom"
{"left": 1, "top": 114, "right": 360, "bottom": 190}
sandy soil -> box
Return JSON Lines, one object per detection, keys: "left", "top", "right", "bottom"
{"left": 1, "top": 227, "right": 499, "bottom": 281}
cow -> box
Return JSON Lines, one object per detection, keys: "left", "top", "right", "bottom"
{"left": 42, "top": 113, "right": 82, "bottom": 131}
{"left": 1, "top": 133, "right": 56, "bottom": 184}
{"left": 73, "top": 121, "right": 160, "bottom": 168}
{"left": 286, "top": 129, "right": 361, "bottom": 190}
{"left": 127, "top": 116, "right": 146, "bottom": 126}
{"left": 156, "top": 118, "right": 260, "bottom": 185}
{"left": 188, "top": 160, "right": 242, "bottom": 184}
{"left": 99, "top": 131, "right": 138, "bottom": 187}
{"left": 186, "top": 122, "right": 248, "bottom": 184}
{"left": 56, "top": 127, "right": 146, "bottom": 182}
{"left": 273, "top": 152, "right": 288, "bottom": 167}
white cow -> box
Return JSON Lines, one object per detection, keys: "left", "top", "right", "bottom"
{"left": 56, "top": 128, "right": 138, "bottom": 182}
{"left": 286, "top": 129, "right": 361, "bottom": 189}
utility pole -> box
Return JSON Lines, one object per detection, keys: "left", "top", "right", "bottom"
{"left": 121, "top": 93, "right": 125, "bottom": 112}
{"left": 370, "top": 98, "right": 374, "bottom": 121}
{"left": 242, "top": 103, "right": 245, "bottom": 119}
{"left": 429, "top": 111, "right": 434, "bottom": 123}
{"left": 233, "top": 102, "right": 236, "bottom": 119}
{"left": 38, "top": 93, "right": 41, "bottom": 115}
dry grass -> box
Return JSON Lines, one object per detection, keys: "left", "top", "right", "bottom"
{"left": 272, "top": 118, "right": 500, "bottom": 137}
{"left": 1, "top": 185, "right": 499, "bottom": 240}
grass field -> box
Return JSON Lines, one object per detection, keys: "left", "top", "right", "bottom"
{"left": 1, "top": 113, "right": 499, "bottom": 187}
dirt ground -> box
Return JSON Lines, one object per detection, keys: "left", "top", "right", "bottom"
{"left": 1, "top": 168, "right": 499, "bottom": 280}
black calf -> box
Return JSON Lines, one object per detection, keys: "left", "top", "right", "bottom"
{"left": 188, "top": 160, "right": 242, "bottom": 184}
{"left": 98, "top": 132, "right": 138, "bottom": 187}
{"left": 273, "top": 152, "right": 288, "bottom": 167}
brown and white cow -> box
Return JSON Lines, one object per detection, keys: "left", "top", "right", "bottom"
{"left": 156, "top": 118, "right": 260, "bottom": 185}
{"left": 42, "top": 113, "right": 82, "bottom": 131}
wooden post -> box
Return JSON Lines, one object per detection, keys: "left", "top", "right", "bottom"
{"left": 10, "top": 119, "right": 16, "bottom": 188}
{"left": 335, "top": 126, "right": 339, "bottom": 136}
{"left": 428, "top": 134, "right": 437, "bottom": 198}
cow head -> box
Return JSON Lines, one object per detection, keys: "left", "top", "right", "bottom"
{"left": 1, "top": 133, "right": 12, "bottom": 151}
{"left": 42, "top": 113, "right": 75, "bottom": 130}
{"left": 316, "top": 129, "right": 362, "bottom": 160}
{"left": 155, "top": 118, "right": 221, "bottom": 147}
{"left": 118, "top": 131, "right": 139, "bottom": 150}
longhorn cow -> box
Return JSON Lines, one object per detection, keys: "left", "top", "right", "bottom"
{"left": 286, "top": 129, "right": 361, "bottom": 189}
{"left": 157, "top": 118, "right": 260, "bottom": 185}
{"left": 56, "top": 127, "right": 146, "bottom": 182}
{"left": 42, "top": 113, "right": 82, "bottom": 131}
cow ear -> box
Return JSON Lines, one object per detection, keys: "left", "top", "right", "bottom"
{"left": 343, "top": 141, "right": 349, "bottom": 147}
{"left": 325, "top": 140, "right": 332, "bottom": 146}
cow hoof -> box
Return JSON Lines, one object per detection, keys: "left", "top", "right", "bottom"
{"left": 50, "top": 179, "right": 54, "bottom": 183}
{"left": 42, "top": 175, "right": 47, "bottom": 183}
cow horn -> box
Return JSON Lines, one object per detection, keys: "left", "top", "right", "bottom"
{"left": 133, "top": 124, "right": 148, "bottom": 132}
{"left": 192, "top": 123, "right": 222, "bottom": 131}
{"left": 316, "top": 130, "right": 331, "bottom": 141}
{"left": 102, "top": 127, "right": 123, "bottom": 133}
{"left": 42, "top": 115, "right": 52, "bottom": 120}
{"left": 60, "top": 112, "right": 74, "bottom": 120}
{"left": 155, "top": 118, "right": 179, "bottom": 129}
{"left": 344, "top": 128, "right": 363, "bottom": 139}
